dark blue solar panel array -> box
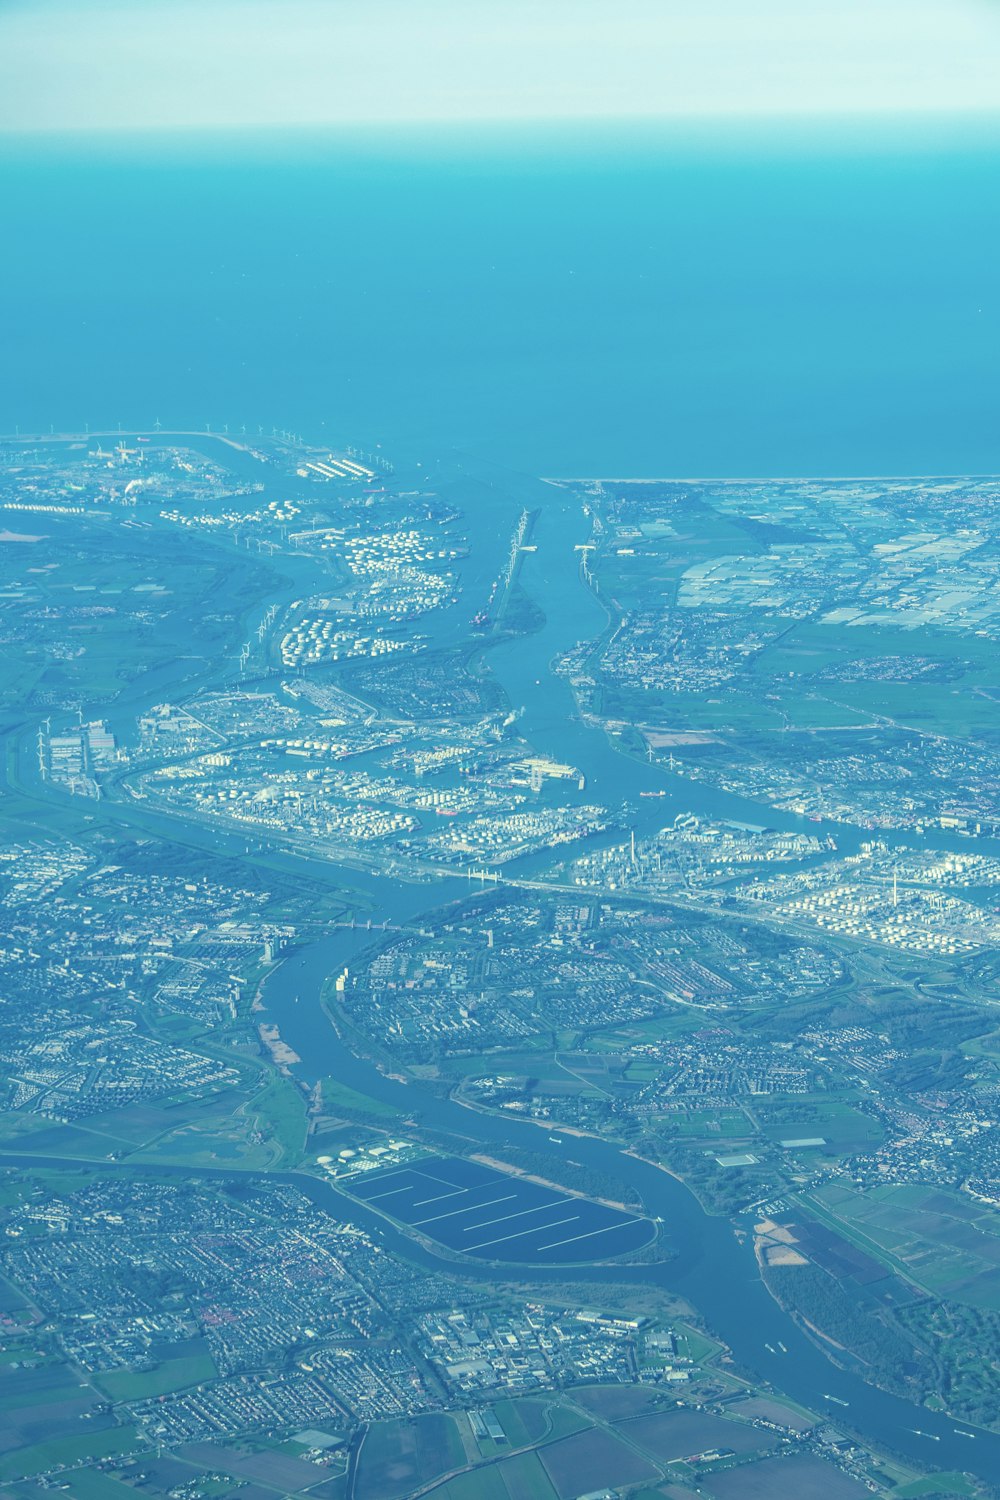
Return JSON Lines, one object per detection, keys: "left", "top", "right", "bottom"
{"left": 343, "top": 1155, "right": 654, "bottom": 1265}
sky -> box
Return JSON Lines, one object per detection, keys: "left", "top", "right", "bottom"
{"left": 0, "top": 0, "right": 999, "bottom": 134}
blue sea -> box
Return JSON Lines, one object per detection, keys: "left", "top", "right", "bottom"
{"left": 1, "top": 116, "right": 998, "bottom": 477}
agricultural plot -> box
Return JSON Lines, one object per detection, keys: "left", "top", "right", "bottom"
{"left": 96, "top": 1350, "right": 217, "bottom": 1402}
{"left": 179, "top": 1438, "right": 339, "bottom": 1493}
{"left": 433, "top": 1468, "right": 509, "bottom": 1500}
{"left": 573, "top": 1385, "right": 662, "bottom": 1422}
{"left": 355, "top": 1414, "right": 466, "bottom": 1500}
{"left": 0, "top": 1425, "right": 140, "bottom": 1484}
{"left": 490, "top": 1400, "right": 554, "bottom": 1446}
{"left": 757, "top": 1098, "right": 884, "bottom": 1154}
{"left": 812, "top": 1181, "right": 1000, "bottom": 1307}
{"left": 669, "top": 1109, "right": 751, "bottom": 1141}
{"left": 63, "top": 1469, "right": 148, "bottom": 1500}
{"left": 496, "top": 1449, "right": 560, "bottom": 1500}
{"left": 538, "top": 1426, "right": 660, "bottom": 1498}
{"left": 704, "top": 1452, "right": 869, "bottom": 1500}
{"left": 619, "top": 1409, "right": 779, "bottom": 1462}
{"left": 727, "top": 1395, "right": 815, "bottom": 1432}
{"left": 0, "top": 1360, "right": 117, "bottom": 1474}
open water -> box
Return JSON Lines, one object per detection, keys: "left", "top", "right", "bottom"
{"left": 1, "top": 116, "right": 999, "bottom": 478}
{"left": 4, "top": 114, "right": 1000, "bottom": 1480}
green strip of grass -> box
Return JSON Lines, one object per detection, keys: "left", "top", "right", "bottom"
{"left": 0, "top": 1426, "right": 139, "bottom": 1482}
{"left": 95, "top": 1353, "right": 216, "bottom": 1402}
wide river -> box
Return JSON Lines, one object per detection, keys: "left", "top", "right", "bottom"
{"left": 251, "top": 460, "right": 1000, "bottom": 1482}
{"left": 5, "top": 445, "right": 997, "bottom": 1477}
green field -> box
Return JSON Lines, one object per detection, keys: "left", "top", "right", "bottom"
{"left": 704, "top": 1453, "right": 868, "bottom": 1500}
{"left": 491, "top": 1399, "right": 555, "bottom": 1448}
{"left": 581, "top": 1012, "right": 703, "bottom": 1051}
{"left": 247, "top": 1074, "right": 310, "bottom": 1162}
{"left": 0, "top": 1425, "right": 140, "bottom": 1483}
{"left": 0, "top": 1380, "right": 93, "bottom": 1414}
{"left": 603, "top": 683, "right": 791, "bottom": 733}
{"left": 574, "top": 1385, "right": 662, "bottom": 1421}
{"left": 355, "top": 1414, "right": 466, "bottom": 1500}
{"left": 895, "top": 1472, "right": 977, "bottom": 1497}
{"left": 756, "top": 1097, "right": 884, "bottom": 1154}
{"left": 96, "top": 1352, "right": 217, "bottom": 1401}
{"left": 436, "top": 1047, "right": 568, "bottom": 1081}
{"left": 539, "top": 1425, "right": 660, "bottom": 1498}
{"left": 810, "top": 1180, "right": 1000, "bottom": 1307}
{"left": 669, "top": 1108, "right": 751, "bottom": 1141}
{"left": 62, "top": 1469, "right": 151, "bottom": 1500}
{"left": 537, "top": 1406, "right": 593, "bottom": 1442}
{"left": 497, "top": 1450, "right": 559, "bottom": 1500}
{"left": 432, "top": 1467, "right": 510, "bottom": 1500}
{"left": 321, "top": 1076, "right": 407, "bottom": 1123}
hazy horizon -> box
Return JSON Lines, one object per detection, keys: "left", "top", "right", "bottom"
{"left": 2, "top": 0, "right": 999, "bottom": 135}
